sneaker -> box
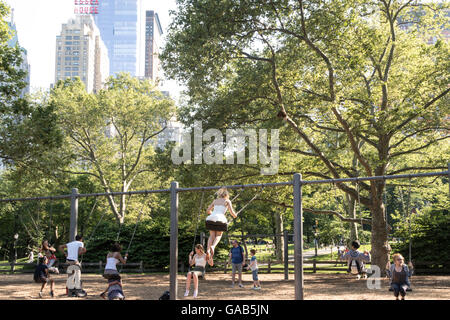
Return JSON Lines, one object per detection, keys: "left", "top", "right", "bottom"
{"left": 238, "top": 283, "right": 244, "bottom": 288}
{"left": 254, "top": 286, "right": 261, "bottom": 290}
{"left": 39, "top": 292, "right": 43, "bottom": 298}
{"left": 193, "top": 290, "right": 198, "bottom": 298}
{"left": 184, "top": 291, "right": 189, "bottom": 297}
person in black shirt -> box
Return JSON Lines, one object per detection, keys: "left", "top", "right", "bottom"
{"left": 34, "top": 256, "right": 54, "bottom": 298}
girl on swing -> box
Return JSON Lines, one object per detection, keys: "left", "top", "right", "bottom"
{"left": 205, "top": 188, "right": 237, "bottom": 264}
{"left": 184, "top": 244, "right": 213, "bottom": 298}
{"left": 100, "top": 242, "right": 128, "bottom": 300}
{"left": 40, "top": 240, "right": 59, "bottom": 274}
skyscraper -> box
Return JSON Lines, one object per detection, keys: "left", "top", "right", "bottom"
{"left": 144, "top": 10, "right": 163, "bottom": 81}
{"left": 93, "top": 0, "right": 138, "bottom": 76}
{"left": 7, "top": 9, "right": 30, "bottom": 97}
{"left": 54, "top": 15, "right": 109, "bottom": 93}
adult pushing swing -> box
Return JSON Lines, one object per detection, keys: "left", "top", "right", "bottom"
{"left": 58, "top": 235, "right": 87, "bottom": 297}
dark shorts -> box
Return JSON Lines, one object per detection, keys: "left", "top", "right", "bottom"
{"left": 205, "top": 220, "right": 228, "bottom": 231}
{"left": 252, "top": 270, "right": 259, "bottom": 281}
{"left": 35, "top": 277, "right": 49, "bottom": 284}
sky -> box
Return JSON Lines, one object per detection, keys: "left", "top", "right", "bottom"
{"left": 4, "top": 0, "right": 182, "bottom": 96}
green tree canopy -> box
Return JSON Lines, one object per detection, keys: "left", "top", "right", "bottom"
{"left": 161, "top": 0, "right": 449, "bottom": 268}
{"left": 48, "top": 74, "right": 176, "bottom": 223}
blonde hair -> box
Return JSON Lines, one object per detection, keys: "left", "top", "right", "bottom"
{"left": 392, "top": 253, "right": 405, "bottom": 264}
{"left": 194, "top": 244, "right": 205, "bottom": 255}
{"left": 216, "top": 188, "right": 229, "bottom": 199}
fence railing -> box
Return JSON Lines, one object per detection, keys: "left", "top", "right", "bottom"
{"left": 0, "top": 261, "right": 144, "bottom": 274}
{"left": 2, "top": 259, "right": 448, "bottom": 275}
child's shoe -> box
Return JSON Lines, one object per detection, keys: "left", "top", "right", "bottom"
{"left": 184, "top": 290, "right": 189, "bottom": 297}
{"left": 39, "top": 292, "right": 43, "bottom": 298}
{"left": 193, "top": 290, "right": 198, "bottom": 298}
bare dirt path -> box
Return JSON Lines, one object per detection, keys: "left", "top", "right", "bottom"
{"left": 0, "top": 273, "right": 448, "bottom": 300}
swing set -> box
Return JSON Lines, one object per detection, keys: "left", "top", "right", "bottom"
{"left": 0, "top": 166, "right": 448, "bottom": 300}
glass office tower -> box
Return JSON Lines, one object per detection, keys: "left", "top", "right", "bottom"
{"left": 93, "top": 0, "right": 138, "bottom": 76}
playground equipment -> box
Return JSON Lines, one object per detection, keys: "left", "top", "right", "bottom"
{"left": 0, "top": 164, "right": 448, "bottom": 300}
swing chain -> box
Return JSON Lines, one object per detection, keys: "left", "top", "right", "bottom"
{"left": 192, "top": 189, "right": 206, "bottom": 252}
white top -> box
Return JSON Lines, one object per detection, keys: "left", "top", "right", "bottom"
{"left": 250, "top": 256, "right": 258, "bottom": 271}
{"left": 206, "top": 205, "right": 228, "bottom": 223}
{"left": 194, "top": 254, "right": 207, "bottom": 268}
{"left": 105, "top": 257, "right": 119, "bottom": 271}
{"left": 66, "top": 241, "right": 84, "bottom": 261}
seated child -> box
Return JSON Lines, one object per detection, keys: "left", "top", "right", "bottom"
{"left": 386, "top": 253, "right": 414, "bottom": 300}
{"left": 33, "top": 256, "right": 55, "bottom": 298}
{"left": 340, "top": 240, "right": 371, "bottom": 279}
{"left": 185, "top": 244, "right": 213, "bottom": 298}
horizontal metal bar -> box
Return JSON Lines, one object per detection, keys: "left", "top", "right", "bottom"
{"left": 0, "top": 170, "right": 447, "bottom": 203}
{"left": 0, "top": 188, "right": 171, "bottom": 203}
{"left": 76, "top": 189, "right": 171, "bottom": 199}
{"left": 302, "top": 171, "right": 448, "bottom": 185}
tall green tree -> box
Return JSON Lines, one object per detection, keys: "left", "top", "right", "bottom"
{"left": 0, "top": 1, "right": 60, "bottom": 168}
{"left": 49, "top": 74, "right": 176, "bottom": 224}
{"left": 161, "top": 0, "right": 449, "bottom": 268}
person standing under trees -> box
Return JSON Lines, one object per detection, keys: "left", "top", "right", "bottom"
{"left": 58, "top": 235, "right": 86, "bottom": 266}
{"left": 386, "top": 253, "right": 414, "bottom": 300}
{"left": 205, "top": 188, "right": 237, "bottom": 264}
{"left": 228, "top": 240, "right": 245, "bottom": 288}
{"left": 246, "top": 249, "right": 261, "bottom": 290}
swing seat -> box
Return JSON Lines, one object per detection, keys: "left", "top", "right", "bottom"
{"left": 188, "top": 266, "right": 206, "bottom": 280}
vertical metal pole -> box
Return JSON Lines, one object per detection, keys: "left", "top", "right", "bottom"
{"left": 169, "top": 181, "right": 179, "bottom": 300}
{"left": 284, "top": 230, "right": 289, "bottom": 280}
{"left": 293, "top": 173, "right": 304, "bottom": 300}
{"left": 69, "top": 188, "right": 79, "bottom": 242}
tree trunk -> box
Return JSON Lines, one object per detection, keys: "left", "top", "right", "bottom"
{"left": 370, "top": 193, "right": 390, "bottom": 269}
{"left": 345, "top": 193, "right": 358, "bottom": 240}
{"left": 274, "top": 210, "right": 284, "bottom": 261}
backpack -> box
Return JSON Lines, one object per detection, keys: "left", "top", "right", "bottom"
{"left": 159, "top": 291, "right": 170, "bottom": 300}
{"left": 348, "top": 259, "right": 362, "bottom": 275}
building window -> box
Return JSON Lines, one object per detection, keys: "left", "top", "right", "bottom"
{"left": 66, "top": 36, "right": 72, "bottom": 40}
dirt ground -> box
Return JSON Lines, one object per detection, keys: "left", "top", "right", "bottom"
{"left": 0, "top": 273, "right": 448, "bottom": 300}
